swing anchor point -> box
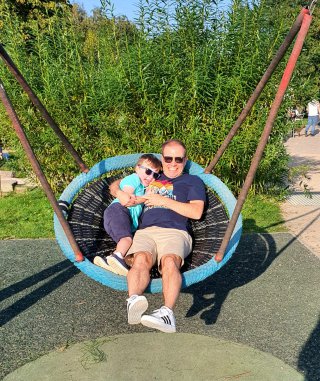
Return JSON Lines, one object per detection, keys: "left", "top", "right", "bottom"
{"left": 215, "top": 253, "right": 224, "bottom": 263}
{"left": 80, "top": 164, "right": 89, "bottom": 173}
{"left": 75, "top": 251, "right": 85, "bottom": 262}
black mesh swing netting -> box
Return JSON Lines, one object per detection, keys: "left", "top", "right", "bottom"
{"left": 67, "top": 174, "right": 229, "bottom": 280}
{"left": 54, "top": 155, "right": 242, "bottom": 292}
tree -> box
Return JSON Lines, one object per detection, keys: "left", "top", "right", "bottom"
{"left": 3, "top": 0, "right": 72, "bottom": 20}
{"left": 260, "top": 0, "right": 320, "bottom": 107}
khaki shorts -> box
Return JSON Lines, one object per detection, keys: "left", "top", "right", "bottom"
{"left": 126, "top": 226, "right": 193, "bottom": 270}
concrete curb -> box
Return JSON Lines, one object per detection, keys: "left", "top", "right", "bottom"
{"left": 3, "top": 333, "right": 304, "bottom": 381}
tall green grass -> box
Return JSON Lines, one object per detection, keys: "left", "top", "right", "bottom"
{"left": 0, "top": 189, "right": 54, "bottom": 239}
{"left": 0, "top": 187, "right": 286, "bottom": 239}
{"left": 0, "top": 0, "right": 310, "bottom": 194}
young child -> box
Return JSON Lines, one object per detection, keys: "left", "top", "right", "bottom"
{"left": 94, "top": 154, "right": 162, "bottom": 276}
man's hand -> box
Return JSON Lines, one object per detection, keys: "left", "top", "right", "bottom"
{"left": 109, "top": 179, "right": 136, "bottom": 207}
{"left": 144, "top": 194, "right": 204, "bottom": 219}
{"left": 144, "top": 194, "right": 167, "bottom": 207}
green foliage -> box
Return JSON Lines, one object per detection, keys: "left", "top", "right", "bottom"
{"left": 288, "top": 163, "right": 312, "bottom": 195}
{"left": 0, "top": 188, "right": 54, "bottom": 238}
{"left": 1, "top": 0, "right": 312, "bottom": 195}
{"left": 0, "top": 186, "right": 286, "bottom": 238}
{"left": 0, "top": 152, "right": 29, "bottom": 177}
{"left": 266, "top": 0, "right": 320, "bottom": 108}
{"left": 242, "top": 193, "right": 287, "bottom": 233}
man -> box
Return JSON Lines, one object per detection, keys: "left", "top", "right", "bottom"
{"left": 111, "top": 139, "right": 206, "bottom": 333}
{"left": 305, "top": 99, "right": 320, "bottom": 137}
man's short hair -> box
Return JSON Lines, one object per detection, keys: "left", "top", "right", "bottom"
{"left": 161, "top": 139, "right": 187, "bottom": 155}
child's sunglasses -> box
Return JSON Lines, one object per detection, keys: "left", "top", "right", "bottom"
{"left": 163, "top": 156, "right": 185, "bottom": 164}
{"left": 138, "top": 165, "right": 161, "bottom": 180}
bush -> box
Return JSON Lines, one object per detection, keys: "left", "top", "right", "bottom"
{"left": 0, "top": 0, "right": 298, "bottom": 194}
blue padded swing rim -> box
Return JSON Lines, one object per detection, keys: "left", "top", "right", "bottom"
{"left": 54, "top": 154, "right": 242, "bottom": 293}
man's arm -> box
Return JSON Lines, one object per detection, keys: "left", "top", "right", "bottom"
{"left": 109, "top": 179, "right": 121, "bottom": 198}
{"left": 122, "top": 185, "right": 146, "bottom": 205}
{"left": 109, "top": 179, "right": 137, "bottom": 207}
{"left": 143, "top": 194, "right": 204, "bottom": 220}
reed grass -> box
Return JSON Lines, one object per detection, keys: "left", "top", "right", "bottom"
{"left": 0, "top": 0, "right": 311, "bottom": 194}
{"left": 0, "top": 186, "right": 285, "bottom": 238}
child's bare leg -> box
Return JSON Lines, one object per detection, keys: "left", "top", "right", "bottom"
{"left": 101, "top": 236, "right": 132, "bottom": 276}
{"left": 116, "top": 237, "right": 133, "bottom": 257}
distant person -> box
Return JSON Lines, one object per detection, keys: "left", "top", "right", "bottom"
{"left": 2, "top": 151, "right": 9, "bottom": 160}
{"left": 94, "top": 154, "right": 162, "bottom": 276}
{"left": 293, "top": 107, "right": 303, "bottom": 120}
{"left": 0, "top": 141, "right": 9, "bottom": 160}
{"left": 288, "top": 109, "right": 296, "bottom": 122}
{"left": 305, "top": 99, "right": 320, "bottom": 137}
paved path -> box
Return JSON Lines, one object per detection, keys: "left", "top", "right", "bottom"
{"left": 282, "top": 127, "right": 320, "bottom": 257}
{"left": 1, "top": 237, "right": 319, "bottom": 380}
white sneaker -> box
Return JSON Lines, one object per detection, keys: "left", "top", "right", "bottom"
{"left": 93, "top": 255, "right": 112, "bottom": 271}
{"left": 127, "top": 295, "right": 148, "bottom": 325}
{"left": 141, "top": 306, "right": 176, "bottom": 333}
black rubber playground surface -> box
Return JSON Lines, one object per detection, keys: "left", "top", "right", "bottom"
{"left": 1, "top": 233, "right": 319, "bottom": 380}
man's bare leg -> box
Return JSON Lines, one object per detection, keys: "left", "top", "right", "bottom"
{"left": 161, "top": 254, "right": 182, "bottom": 310}
{"left": 127, "top": 251, "right": 153, "bottom": 296}
{"left": 139, "top": 254, "right": 180, "bottom": 333}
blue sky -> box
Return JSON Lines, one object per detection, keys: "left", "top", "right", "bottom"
{"left": 73, "top": 1, "right": 231, "bottom": 20}
{"left": 73, "top": 0, "right": 139, "bottom": 19}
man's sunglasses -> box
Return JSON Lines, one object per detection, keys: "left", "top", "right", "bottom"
{"left": 163, "top": 156, "right": 185, "bottom": 164}
{"left": 138, "top": 165, "right": 161, "bottom": 180}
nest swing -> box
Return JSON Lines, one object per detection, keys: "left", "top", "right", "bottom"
{"left": 0, "top": 5, "right": 313, "bottom": 293}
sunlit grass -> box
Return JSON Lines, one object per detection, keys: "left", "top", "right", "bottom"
{"left": 0, "top": 188, "right": 54, "bottom": 239}
{"left": 242, "top": 194, "right": 287, "bottom": 233}
{"left": 0, "top": 187, "right": 286, "bottom": 239}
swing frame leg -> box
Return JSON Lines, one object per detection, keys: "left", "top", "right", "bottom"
{"left": 215, "top": 10, "right": 313, "bottom": 262}
{"left": 0, "top": 81, "right": 84, "bottom": 262}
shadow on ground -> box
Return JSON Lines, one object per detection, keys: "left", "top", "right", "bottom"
{"left": 183, "top": 230, "right": 320, "bottom": 381}
{"left": 0, "top": 260, "right": 79, "bottom": 326}
{"left": 298, "top": 316, "right": 320, "bottom": 381}
{"left": 288, "top": 155, "right": 320, "bottom": 173}
{"left": 1, "top": 234, "right": 319, "bottom": 380}
{"left": 184, "top": 231, "right": 277, "bottom": 325}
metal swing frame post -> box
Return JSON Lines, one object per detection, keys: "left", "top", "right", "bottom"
{"left": 0, "top": 81, "right": 84, "bottom": 262}
{"left": 214, "top": 10, "right": 313, "bottom": 262}
{"left": 0, "top": 44, "right": 89, "bottom": 174}
{"left": 0, "top": 44, "right": 88, "bottom": 262}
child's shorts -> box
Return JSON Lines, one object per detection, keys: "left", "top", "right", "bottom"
{"left": 103, "top": 203, "right": 133, "bottom": 243}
